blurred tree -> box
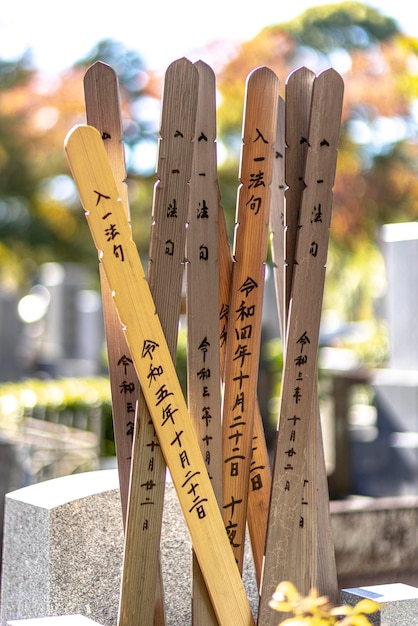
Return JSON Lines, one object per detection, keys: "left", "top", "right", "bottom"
{"left": 215, "top": 2, "right": 418, "bottom": 328}
{"left": 2, "top": 5, "right": 418, "bottom": 337}
{"left": 0, "top": 40, "right": 157, "bottom": 289}
{"left": 0, "top": 52, "right": 44, "bottom": 287}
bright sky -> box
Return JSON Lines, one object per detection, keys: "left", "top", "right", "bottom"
{"left": 0, "top": 0, "right": 415, "bottom": 75}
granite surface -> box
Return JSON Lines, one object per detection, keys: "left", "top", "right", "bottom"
{"left": 7, "top": 616, "right": 102, "bottom": 626}
{"left": 1, "top": 470, "right": 258, "bottom": 626}
{"left": 341, "top": 582, "right": 418, "bottom": 626}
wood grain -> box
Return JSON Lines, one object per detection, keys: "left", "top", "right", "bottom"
{"left": 118, "top": 58, "right": 199, "bottom": 626}
{"left": 217, "top": 198, "right": 272, "bottom": 589}
{"left": 186, "top": 60, "right": 222, "bottom": 625}
{"left": 84, "top": 61, "right": 134, "bottom": 524}
{"left": 65, "top": 123, "right": 255, "bottom": 626}
{"left": 282, "top": 67, "right": 339, "bottom": 606}
{"left": 258, "top": 68, "right": 343, "bottom": 625}
{"left": 283, "top": 67, "right": 315, "bottom": 329}
{"left": 221, "top": 66, "right": 279, "bottom": 573}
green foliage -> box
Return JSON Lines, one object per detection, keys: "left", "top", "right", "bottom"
{"left": 0, "top": 376, "right": 114, "bottom": 454}
{"left": 0, "top": 333, "right": 190, "bottom": 456}
{"left": 269, "top": 581, "right": 379, "bottom": 625}
{"left": 0, "top": 51, "right": 34, "bottom": 89}
{"left": 0, "top": 56, "right": 37, "bottom": 212}
{"left": 280, "top": 2, "right": 399, "bottom": 51}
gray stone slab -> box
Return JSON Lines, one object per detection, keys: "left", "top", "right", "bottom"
{"left": 1, "top": 470, "right": 123, "bottom": 626}
{"left": 373, "top": 368, "right": 418, "bottom": 433}
{"left": 1, "top": 470, "right": 258, "bottom": 626}
{"left": 341, "top": 583, "right": 418, "bottom": 626}
{"left": 330, "top": 495, "right": 418, "bottom": 582}
{"left": 381, "top": 222, "right": 418, "bottom": 370}
{"left": 347, "top": 368, "right": 418, "bottom": 497}
{"left": 0, "top": 434, "right": 25, "bottom": 554}
{"left": 8, "top": 616, "right": 102, "bottom": 626}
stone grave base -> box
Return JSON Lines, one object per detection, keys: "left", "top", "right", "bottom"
{"left": 0, "top": 470, "right": 258, "bottom": 626}
{"left": 342, "top": 582, "right": 418, "bottom": 626}
{"left": 2, "top": 470, "right": 418, "bottom": 625}
{"left": 7, "top": 617, "right": 101, "bottom": 626}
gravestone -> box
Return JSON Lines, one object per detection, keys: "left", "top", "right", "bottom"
{"left": 330, "top": 494, "right": 418, "bottom": 587}
{"left": 341, "top": 583, "right": 418, "bottom": 626}
{"left": 0, "top": 434, "right": 25, "bottom": 564}
{"left": 35, "top": 263, "right": 104, "bottom": 378}
{"left": 0, "top": 290, "right": 23, "bottom": 381}
{"left": 381, "top": 222, "right": 418, "bottom": 370}
{"left": 0, "top": 418, "right": 99, "bottom": 574}
{"left": 350, "top": 222, "right": 418, "bottom": 496}
{"left": 0, "top": 470, "right": 122, "bottom": 626}
{"left": 1, "top": 470, "right": 258, "bottom": 626}
{"left": 3, "top": 469, "right": 418, "bottom": 624}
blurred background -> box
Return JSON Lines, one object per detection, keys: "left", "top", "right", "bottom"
{"left": 1, "top": 0, "right": 418, "bottom": 543}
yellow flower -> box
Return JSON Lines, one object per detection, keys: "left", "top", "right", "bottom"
{"left": 269, "top": 581, "right": 301, "bottom": 613}
{"left": 330, "top": 598, "right": 380, "bottom": 626}
{"left": 269, "top": 581, "right": 332, "bottom": 619}
{"left": 269, "top": 582, "right": 380, "bottom": 626}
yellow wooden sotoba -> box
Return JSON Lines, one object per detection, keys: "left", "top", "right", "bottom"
{"left": 65, "top": 124, "right": 255, "bottom": 626}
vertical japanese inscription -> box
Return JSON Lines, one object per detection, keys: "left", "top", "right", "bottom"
{"left": 84, "top": 61, "right": 136, "bottom": 528}
{"left": 66, "top": 122, "right": 256, "bottom": 626}
{"left": 117, "top": 354, "right": 136, "bottom": 449}
{"left": 95, "top": 191, "right": 210, "bottom": 519}
{"left": 278, "top": 328, "right": 313, "bottom": 524}
{"left": 221, "top": 67, "right": 279, "bottom": 572}
{"left": 135, "top": 58, "right": 199, "bottom": 543}
{"left": 82, "top": 183, "right": 217, "bottom": 524}
{"left": 141, "top": 336, "right": 210, "bottom": 519}
{"left": 187, "top": 61, "right": 222, "bottom": 508}
{"left": 258, "top": 69, "right": 344, "bottom": 626}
